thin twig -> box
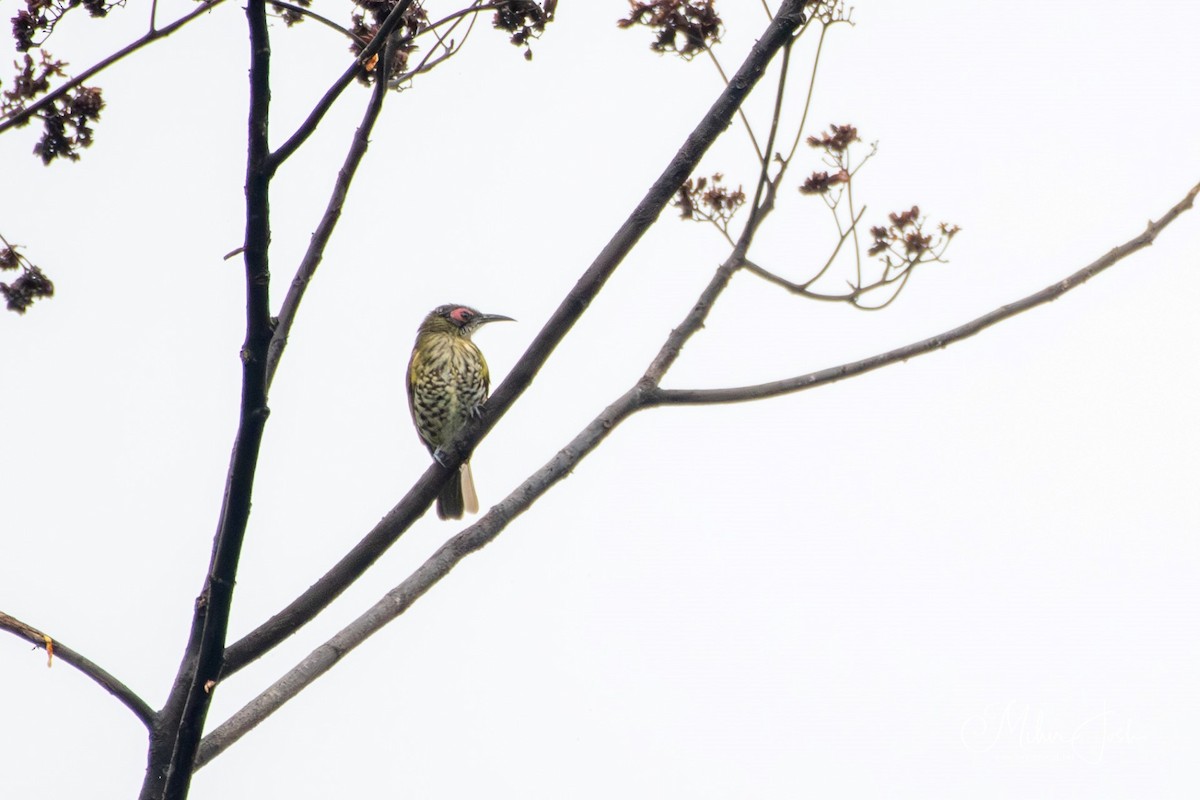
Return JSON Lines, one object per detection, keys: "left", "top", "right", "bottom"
{"left": 705, "top": 47, "right": 763, "bottom": 161}
{"left": 390, "top": 1, "right": 477, "bottom": 87}
{"left": 783, "top": 24, "right": 828, "bottom": 164}
{"left": 742, "top": 209, "right": 865, "bottom": 296}
{"left": 268, "top": 0, "right": 356, "bottom": 40}
{"left": 641, "top": 38, "right": 797, "bottom": 387}
{"left": 0, "top": 0, "right": 226, "bottom": 135}
{"left": 0, "top": 611, "right": 155, "bottom": 728}
{"left": 656, "top": 181, "right": 1200, "bottom": 405}
{"left": 268, "top": 0, "right": 414, "bottom": 171}
{"left": 844, "top": 152, "right": 863, "bottom": 287}
{"left": 265, "top": 36, "right": 397, "bottom": 388}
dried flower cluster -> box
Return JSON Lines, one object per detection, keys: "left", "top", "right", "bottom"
{"left": 868, "top": 209, "right": 960, "bottom": 262}
{"left": 493, "top": 0, "right": 556, "bottom": 60}
{"left": 806, "top": 123, "right": 858, "bottom": 153}
{"left": 674, "top": 173, "right": 745, "bottom": 228}
{"left": 32, "top": 84, "right": 102, "bottom": 163}
{"left": 0, "top": 242, "right": 54, "bottom": 314}
{"left": 271, "top": 0, "right": 312, "bottom": 27}
{"left": 791, "top": 122, "right": 960, "bottom": 307}
{"left": 349, "top": 0, "right": 429, "bottom": 82}
{"left": 799, "top": 169, "right": 849, "bottom": 195}
{"left": 617, "top": 0, "right": 721, "bottom": 58}
{"left": 2, "top": 50, "right": 104, "bottom": 164}
{"left": 799, "top": 123, "right": 862, "bottom": 195}
{"left": 11, "top": 0, "right": 118, "bottom": 52}
{"left": 1, "top": 48, "right": 64, "bottom": 110}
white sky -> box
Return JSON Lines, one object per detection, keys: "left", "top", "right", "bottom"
{"left": 2, "top": 1, "right": 1199, "bottom": 797}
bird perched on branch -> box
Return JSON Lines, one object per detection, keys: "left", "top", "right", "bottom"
{"left": 407, "top": 304, "right": 514, "bottom": 519}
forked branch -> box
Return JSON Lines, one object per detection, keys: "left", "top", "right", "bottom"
{"left": 658, "top": 181, "right": 1200, "bottom": 405}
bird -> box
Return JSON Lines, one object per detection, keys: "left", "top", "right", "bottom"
{"left": 406, "top": 304, "right": 514, "bottom": 519}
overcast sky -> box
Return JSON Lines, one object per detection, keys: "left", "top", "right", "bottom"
{"left": 3, "top": 1, "right": 1199, "bottom": 797}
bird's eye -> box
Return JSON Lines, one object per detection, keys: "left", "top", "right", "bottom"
{"left": 450, "top": 308, "right": 474, "bottom": 324}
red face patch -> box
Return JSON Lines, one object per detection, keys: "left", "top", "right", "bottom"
{"left": 449, "top": 307, "right": 474, "bottom": 325}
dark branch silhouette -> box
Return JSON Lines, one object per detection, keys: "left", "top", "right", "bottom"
{"left": 0, "top": 611, "right": 155, "bottom": 727}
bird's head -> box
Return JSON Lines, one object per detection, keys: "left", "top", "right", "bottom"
{"left": 420, "top": 304, "right": 515, "bottom": 337}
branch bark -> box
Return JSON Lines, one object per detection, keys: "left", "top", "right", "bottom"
{"left": 0, "top": 611, "right": 155, "bottom": 728}
{"left": 140, "top": 3, "right": 276, "bottom": 798}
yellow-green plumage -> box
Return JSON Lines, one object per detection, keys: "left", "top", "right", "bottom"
{"left": 406, "top": 304, "right": 512, "bottom": 519}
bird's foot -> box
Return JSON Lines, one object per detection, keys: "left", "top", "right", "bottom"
{"left": 432, "top": 447, "right": 450, "bottom": 468}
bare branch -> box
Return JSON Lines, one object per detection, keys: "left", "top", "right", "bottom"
{"left": 0, "top": 0, "right": 226, "bottom": 136}
{"left": 643, "top": 36, "right": 798, "bottom": 387}
{"left": 265, "top": 35, "right": 397, "bottom": 389}
{"left": 268, "top": 1, "right": 356, "bottom": 40}
{"left": 740, "top": 209, "right": 865, "bottom": 296}
{"left": 0, "top": 611, "right": 155, "bottom": 728}
{"left": 268, "top": 0, "right": 414, "bottom": 170}
{"left": 656, "top": 181, "right": 1200, "bottom": 406}
{"left": 147, "top": 2, "right": 281, "bottom": 797}
{"left": 782, "top": 23, "right": 828, "bottom": 165}
{"left": 219, "top": 0, "right": 813, "bottom": 680}
{"left": 704, "top": 46, "right": 763, "bottom": 161}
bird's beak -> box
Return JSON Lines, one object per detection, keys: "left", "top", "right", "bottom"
{"left": 476, "top": 313, "right": 515, "bottom": 325}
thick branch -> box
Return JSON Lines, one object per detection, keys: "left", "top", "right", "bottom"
{"left": 219, "top": 0, "right": 812, "bottom": 679}
{"left": 142, "top": 4, "right": 276, "bottom": 799}
{"left": 0, "top": 0, "right": 225, "bottom": 135}
{"left": 0, "top": 611, "right": 155, "bottom": 728}
{"left": 656, "top": 181, "right": 1200, "bottom": 406}
{"left": 196, "top": 388, "right": 648, "bottom": 768}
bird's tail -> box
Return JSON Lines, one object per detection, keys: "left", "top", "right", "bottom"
{"left": 436, "top": 461, "right": 479, "bottom": 520}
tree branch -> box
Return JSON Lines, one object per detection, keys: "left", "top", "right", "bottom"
{"left": 0, "top": 0, "right": 226, "bottom": 135}
{"left": 196, "top": 388, "right": 649, "bottom": 768}
{"left": 643, "top": 37, "right": 798, "bottom": 387}
{"left": 219, "top": 0, "right": 812, "bottom": 679}
{"left": 267, "top": 0, "right": 414, "bottom": 171}
{"left": 0, "top": 611, "right": 155, "bottom": 728}
{"left": 142, "top": 3, "right": 277, "bottom": 798}
{"left": 655, "top": 180, "right": 1200, "bottom": 406}
{"left": 268, "top": 1, "right": 355, "bottom": 41}
{"left": 265, "top": 35, "right": 396, "bottom": 389}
